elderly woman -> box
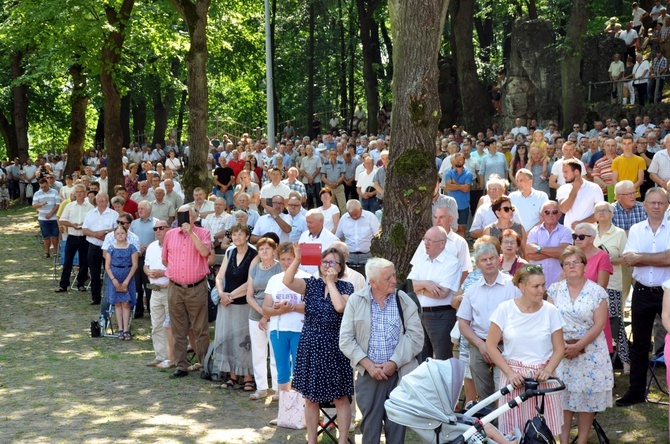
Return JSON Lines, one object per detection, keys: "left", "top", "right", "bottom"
{"left": 483, "top": 196, "right": 526, "bottom": 255}
{"left": 572, "top": 223, "right": 613, "bottom": 290}
{"left": 499, "top": 229, "right": 528, "bottom": 276}
{"left": 111, "top": 196, "right": 127, "bottom": 217}
{"left": 593, "top": 201, "right": 631, "bottom": 374}
{"left": 245, "top": 237, "right": 282, "bottom": 400}
{"left": 548, "top": 246, "right": 613, "bottom": 444}
{"left": 488, "top": 265, "right": 565, "bottom": 436}
{"left": 283, "top": 244, "right": 354, "bottom": 444}
{"left": 212, "top": 224, "right": 259, "bottom": 389}
{"left": 318, "top": 187, "right": 341, "bottom": 233}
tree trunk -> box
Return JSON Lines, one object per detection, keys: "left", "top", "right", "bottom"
{"left": 348, "top": 1, "right": 356, "bottom": 131}
{"left": 10, "top": 51, "right": 29, "bottom": 163}
{"left": 176, "top": 89, "right": 187, "bottom": 146}
{"left": 94, "top": 109, "right": 104, "bottom": 151}
{"left": 169, "top": 0, "right": 212, "bottom": 200}
{"left": 120, "top": 94, "right": 131, "bottom": 148}
{"left": 100, "top": 0, "right": 135, "bottom": 191}
{"left": 373, "top": 0, "right": 450, "bottom": 279}
{"left": 338, "top": 0, "right": 348, "bottom": 120}
{"left": 307, "top": 0, "right": 315, "bottom": 139}
{"left": 473, "top": 0, "right": 493, "bottom": 62}
{"left": 451, "top": 0, "right": 490, "bottom": 133}
{"left": 0, "top": 112, "right": 18, "bottom": 160}
{"left": 379, "top": 20, "right": 393, "bottom": 80}
{"left": 356, "top": 0, "right": 381, "bottom": 135}
{"left": 132, "top": 97, "right": 147, "bottom": 145}
{"left": 528, "top": 0, "right": 538, "bottom": 19}
{"left": 153, "top": 89, "right": 168, "bottom": 148}
{"left": 65, "top": 62, "right": 88, "bottom": 177}
{"left": 561, "top": 0, "right": 589, "bottom": 133}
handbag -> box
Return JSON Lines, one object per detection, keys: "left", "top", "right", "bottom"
{"left": 90, "top": 320, "right": 101, "bottom": 338}
{"left": 277, "top": 390, "right": 306, "bottom": 429}
{"left": 522, "top": 395, "right": 555, "bottom": 444}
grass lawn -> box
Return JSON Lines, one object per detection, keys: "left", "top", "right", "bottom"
{"left": 0, "top": 204, "right": 667, "bottom": 443}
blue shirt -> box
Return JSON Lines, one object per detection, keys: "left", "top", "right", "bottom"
{"left": 443, "top": 168, "right": 473, "bottom": 211}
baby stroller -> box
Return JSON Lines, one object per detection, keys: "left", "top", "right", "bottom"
{"left": 384, "top": 358, "right": 565, "bottom": 444}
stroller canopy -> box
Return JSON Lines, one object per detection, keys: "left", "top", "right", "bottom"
{"left": 385, "top": 358, "right": 465, "bottom": 430}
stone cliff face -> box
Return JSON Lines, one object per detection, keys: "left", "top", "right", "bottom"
{"left": 582, "top": 36, "right": 628, "bottom": 103}
{"left": 501, "top": 18, "right": 561, "bottom": 126}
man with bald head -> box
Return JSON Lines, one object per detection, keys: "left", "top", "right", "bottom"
{"left": 131, "top": 180, "right": 155, "bottom": 203}
{"left": 407, "top": 226, "right": 462, "bottom": 361}
{"left": 82, "top": 192, "right": 118, "bottom": 304}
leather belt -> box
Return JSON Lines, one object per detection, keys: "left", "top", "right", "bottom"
{"left": 350, "top": 251, "right": 370, "bottom": 255}
{"left": 171, "top": 278, "right": 205, "bottom": 289}
{"left": 421, "top": 305, "right": 454, "bottom": 313}
{"left": 635, "top": 283, "right": 664, "bottom": 293}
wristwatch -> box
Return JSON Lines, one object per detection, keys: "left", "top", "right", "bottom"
{"left": 536, "top": 246, "right": 542, "bottom": 254}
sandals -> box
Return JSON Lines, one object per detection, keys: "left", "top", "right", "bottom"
{"left": 187, "top": 363, "right": 202, "bottom": 372}
{"left": 243, "top": 380, "right": 256, "bottom": 392}
{"left": 117, "top": 331, "right": 125, "bottom": 340}
{"left": 221, "top": 378, "right": 237, "bottom": 389}
{"left": 43, "top": 253, "right": 50, "bottom": 259}
{"left": 124, "top": 331, "right": 132, "bottom": 341}
{"left": 249, "top": 389, "right": 267, "bottom": 400}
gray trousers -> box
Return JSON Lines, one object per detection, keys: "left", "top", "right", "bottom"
{"left": 469, "top": 341, "right": 501, "bottom": 405}
{"left": 355, "top": 372, "right": 405, "bottom": 444}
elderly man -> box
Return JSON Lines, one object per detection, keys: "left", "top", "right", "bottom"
{"left": 557, "top": 159, "right": 604, "bottom": 230}
{"left": 335, "top": 199, "right": 380, "bottom": 271}
{"left": 340, "top": 258, "right": 424, "bottom": 444}
{"left": 82, "top": 192, "right": 119, "bottom": 305}
{"left": 457, "top": 242, "right": 521, "bottom": 403}
{"left": 203, "top": 198, "right": 232, "bottom": 254}
{"left": 617, "top": 188, "right": 670, "bottom": 406}
{"left": 144, "top": 219, "right": 173, "bottom": 368}
{"left": 412, "top": 206, "right": 472, "bottom": 285}
{"left": 356, "top": 156, "right": 379, "bottom": 213}
{"left": 282, "top": 167, "right": 307, "bottom": 204}
{"left": 251, "top": 195, "right": 292, "bottom": 244}
{"left": 321, "top": 148, "right": 347, "bottom": 214}
{"left": 509, "top": 168, "right": 549, "bottom": 231}
{"left": 525, "top": 200, "right": 573, "bottom": 288}
{"left": 162, "top": 205, "right": 212, "bottom": 378}
{"left": 299, "top": 144, "right": 323, "bottom": 209}
{"left": 130, "top": 180, "right": 155, "bottom": 203}
{"left": 612, "top": 180, "right": 648, "bottom": 232}
{"left": 150, "top": 188, "right": 175, "bottom": 225}
{"left": 298, "top": 209, "right": 340, "bottom": 275}
{"left": 130, "top": 201, "right": 157, "bottom": 318}
{"left": 233, "top": 192, "right": 260, "bottom": 228}
{"left": 161, "top": 178, "right": 184, "bottom": 208}
{"left": 372, "top": 150, "right": 389, "bottom": 209}
{"left": 192, "top": 187, "right": 215, "bottom": 219}
{"left": 287, "top": 196, "right": 308, "bottom": 242}
{"left": 408, "top": 226, "right": 462, "bottom": 362}
{"left": 648, "top": 134, "right": 670, "bottom": 189}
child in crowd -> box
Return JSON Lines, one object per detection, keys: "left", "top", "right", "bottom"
{"left": 0, "top": 183, "right": 10, "bottom": 209}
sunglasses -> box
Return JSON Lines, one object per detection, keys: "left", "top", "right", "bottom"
{"left": 543, "top": 210, "right": 559, "bottom": 215}
{"left": 499, "top": 206, "right": 514, "bottom": 213}
{"left": 117, "top": 220, "right": 128, "bottom": 225}
{"left": 572, "top": 234, "right": 593, "bottom": 241}
{"left": 153, "top": 226, "right": 168, "bottom": 231}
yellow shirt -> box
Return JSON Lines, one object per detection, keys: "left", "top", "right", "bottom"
{"left": 611, "top": 155, "right": 646, "bottom": 197}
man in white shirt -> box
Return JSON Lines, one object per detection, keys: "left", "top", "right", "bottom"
{"left": 633, "top": 53, "right": 650, "bottom": 106}
{"left": 298, "top": 209, "right": 339, "bottom": 275}
{"left": 609, "top": 53, "right": 626, "bottom": 104}
{"left": 509, "top": 169, "right": 549, "bottom": 231}
{"left": 619, "top": 21, "right": 639, "bottom": 61}
{"left": 355, "top": 156, "right": 378, "bottom": 213}
{"left": 32, "top": 178, "right": 61, "bottom": 258}
{"left": 557, "top": 159, "right": 604, "bottom": 230}
{"left": 408, "top": 226, "right": 462, "bottom": 361}
{"left": 251, "top": 195, "right": 292, "bottom": 244}
{"left": 649, "top": 134, "right": 670, "bottom": 188}
{"left": 131, "top": 180, "right": 155, "bottom": 203}
{"left": 549, "top": 141, "right": 587, "bottom": 189}
{"left": 510, "top": 118, "right": 529, "bottom": 137}
{"left": 260, "top": 168, "right": 291, "bottom": 213}
{"left": 335, "top": 199, "right": 380, "bottom": 269}
{"left": 635, "top": 115, "right": 656, "bottom": 138}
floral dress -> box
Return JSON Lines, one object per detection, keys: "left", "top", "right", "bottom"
{"left": 548, "top": 279, "right": 614, "bottom": 412}
{"left": 292, "top": 277, "right": 354, "bottom": 403}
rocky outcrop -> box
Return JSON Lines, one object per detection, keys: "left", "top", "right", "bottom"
{"left": 582, "top": 36, "right": 628, "bottom": 103}
{"left": 501, "top": 18, "right": 561, "bottom": 125}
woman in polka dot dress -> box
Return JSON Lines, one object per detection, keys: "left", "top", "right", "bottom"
{"left": 283, "top": 243, "right": 354, "bottom": 444}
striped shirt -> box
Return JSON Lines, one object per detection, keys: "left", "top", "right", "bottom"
{"left": 162, "top": 226, "right": 212, "bottom": 285}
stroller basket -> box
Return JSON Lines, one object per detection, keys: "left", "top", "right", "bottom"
{"left": 384, "top": 358, "right": 565, "bottom": 444}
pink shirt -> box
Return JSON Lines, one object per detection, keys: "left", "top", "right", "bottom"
{"left": 584, "top": 249, "right": 613, "bottom": 283}
{"left": 162, "top": 226, "right": 211, "bottom": 285}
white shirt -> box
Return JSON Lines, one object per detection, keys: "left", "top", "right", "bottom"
{"left": 60, "top": 200, "right": 94, "bottom": 236}
{"left": 145, "top": 240, "right": 169, "bottom": 286}
{"left": 635, "top": 123, "right": 656, "bottom": 138}
{"left": 550, "top": 158, "right": 587, "bottom": 186}
{"left": 411, "top": 231, "right": 473, "bottom": 274}
{"left": 82, "top": 207, "right": 119, "bottom": 247}
{"left": 265, "top": 271, "right": 309, "bottom": 333}
{"left": 623, "top": 219, "right": 670, "bottom": 287}
{"left": 632, "top": 7, "right": 647, "bottom": 26}
{"left": 619, "top": 28, "right": 639, "bottom": 46}
{"left": 407, "top": 248, "right": 462, "bottom": 308}
{"left": 259, "top": 182, "right": 291, "bottom": 200}
{"left": 470, "top": 199, "right": 524, "bottom": 232}
{"left": 511, "top": 126, "right": 529, "bottom": 137}
{"left": 203, "top": 212, "right": 232, "bottom": 242}
{"left": 609, "top": 60, "right": 625, "bottom": 79}
{"left": 298, "top": 228, "right": 340, "bottom": 275}
{"left": 251, "top": 213, "right": 293, "bottom": 244}
{"left": 633, "top": 60, "right": 650, "bottom": 84}
{"left": 335, "top": 210, "right": 380, "bottom": 253}
{"left": 355, "top": 167, "right": 378, "bottom": 192}
{"left": 508, "top": 188, "right": 549, "bottom": 231}
{"left": 648, "top": 149, "right": 670, "bottom": 182}
{"left": 130, "top": 190, "right": 155, "bottom": 203}
{"left": 556, "top": 180, "right": 604, "bottom": 230}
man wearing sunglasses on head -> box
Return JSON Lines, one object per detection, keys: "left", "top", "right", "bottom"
{"left": 525, "top": 200, "right": 573, "bottom": 287}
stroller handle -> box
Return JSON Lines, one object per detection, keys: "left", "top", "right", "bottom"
{"left": 522, "top": 377, "right": 565, "bottom": 397}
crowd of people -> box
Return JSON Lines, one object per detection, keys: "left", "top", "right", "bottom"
{"left": 3, "top": 110, "right": 670, "bottom": 443}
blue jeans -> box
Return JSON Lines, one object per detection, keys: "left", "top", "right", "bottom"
{"left": 360, "top": 196, "right": 379, "bottom": 213}
{"left": 270, "top": 330, "right": 301, "bottom": 384}
{"left": 215, "top": 188, "right": 234, "bottom": 208}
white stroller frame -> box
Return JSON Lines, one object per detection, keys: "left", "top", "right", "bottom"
{"left": 99, "top": 274, "right": 136, "bottom": 338}
{"left": 384, "top": 358, "right": 565, "bottom": 444}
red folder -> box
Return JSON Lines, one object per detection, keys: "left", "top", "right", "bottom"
{"left": 301, "top": 243, "right": 322, "bottom": 266}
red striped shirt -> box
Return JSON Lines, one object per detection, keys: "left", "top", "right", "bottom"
{"left": 162, "top": 226, "right": 211, "bottom": 285}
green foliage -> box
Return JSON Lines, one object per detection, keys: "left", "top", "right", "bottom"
{"left": 389, "top": 222, "right": 407, "bottom": 250}
{"left": 393, "top": 149, "right": 432, "bottom": 177}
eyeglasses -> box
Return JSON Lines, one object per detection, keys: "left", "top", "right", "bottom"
{"left": 423, "top": 238, "right": 446, "bottom": 244}
{"left": 572, "top": 234, "right": 593, "bottom": 241}
{"left": 499, "top": 206, "right": 514, "bottom": 213}
{"left": 153, "top": 226, "right": 168, "bottom": 231}
{"left": 321, "top": 260, "right": 340, "bottom": 267}
{"left": 646, "top": 201, "right": 668, "bottom": 207}
{"left": 543, "top": 209, "right": 559, "bottom": 215}
{"left": 562, "top": 260, "right": 583, "bottom": 268}
{"left": 117, "top": 220, "right": 128, "bottom": 225}
{"left": 594, "top": 209, "right": 611, "bottom": 214}
{"left": 526, "top": 265, "right": 543, "bottom": 273}
{"left": 501, "top": 240, "right": 518, "bottom": 245}
{"left": 618, "top": 191, "right": 636, "bottom": 197}
{"left": 272, "top": 201, "right": 284, "bottom": 206}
